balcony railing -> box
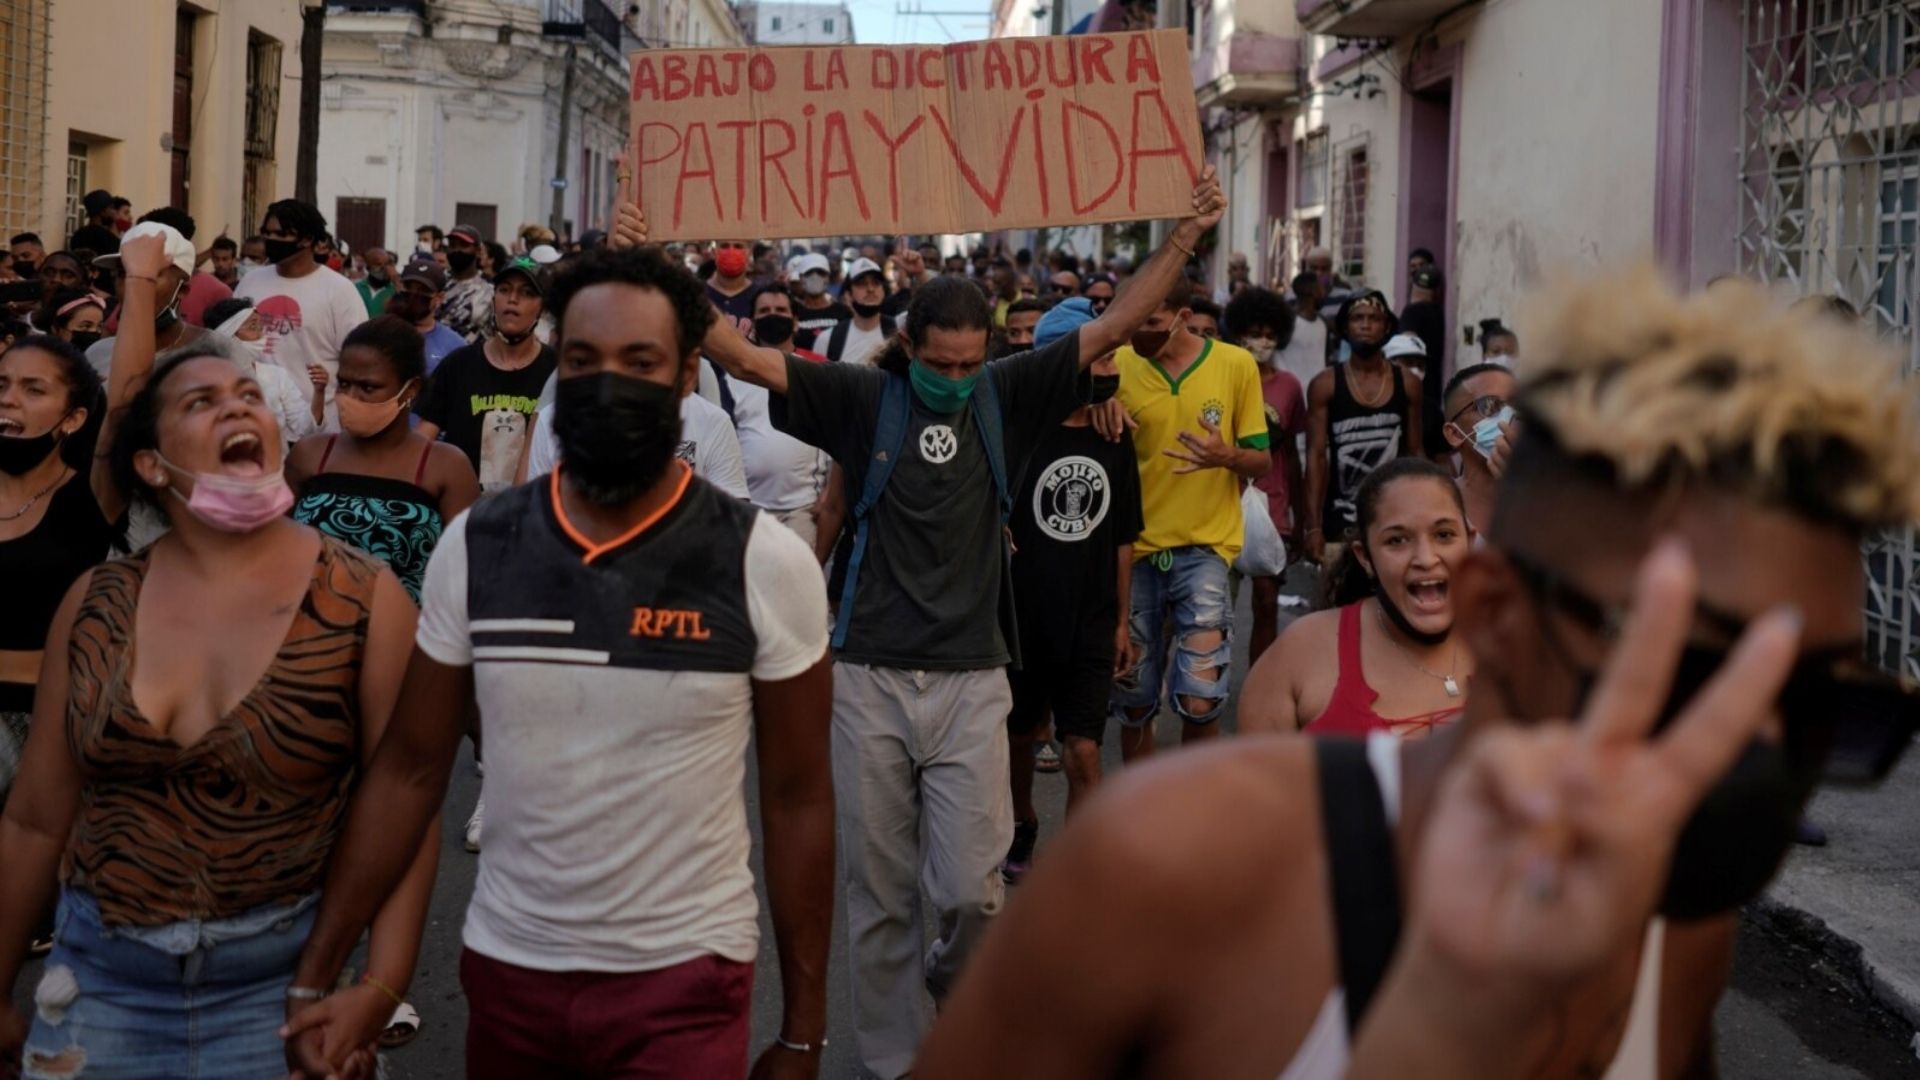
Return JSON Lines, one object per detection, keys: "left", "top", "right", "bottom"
{"left": 545, "top": 0, "right": 623, "bottom": 52}
{"left": 329, "top": 0, "right": 428, "bottom": 15}
{"left": 1296, "top": 0, "right": 1460, "bottom": 38}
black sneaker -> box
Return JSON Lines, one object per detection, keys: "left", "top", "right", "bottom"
{"left": 1001, "top": 819, "right": 1040, "bottom": 884}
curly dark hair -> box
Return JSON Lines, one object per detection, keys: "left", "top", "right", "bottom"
{"left": 545, "top": 247, "right": 715, "bottom": 356}
{"left": 137, "top": 206, "right": 197, "bottom": 241}
{"left": 262, "top": 198, "right": 328, "bottom": 244}
{"left": 38, "top": 288, "right": 104, "bottom": 334}
{"left": 1222, "top": 286, "right": 1297, "bottom": 350}
{"left": 1323, "top": 456, "right": 1465, "bottom": 608}
{"left": 342, "top": 315, "right": 427, "bottom": 384}
{"left": 2, "top": 333, "right": 99, "bottom": 413}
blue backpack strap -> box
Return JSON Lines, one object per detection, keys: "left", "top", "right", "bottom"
{"left": 970, "top": 369, "right": 1011, "bottom": 521}
{"left": 831, "top": 374, "right": 912, "bottom": 649}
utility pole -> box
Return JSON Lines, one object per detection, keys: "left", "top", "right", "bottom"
{"left": 296, "top": 1, "right": 325, "bottom": 204}
{"left": 549, "top": 45, "right": 576, "bottom": 238}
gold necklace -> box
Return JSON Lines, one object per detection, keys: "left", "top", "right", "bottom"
{"left": 0, "top": 467, "right": 71, "bottom": 522}
{"left": 1348, "top": 361, "right": 1392, "bottom": 408}
{"left": 1373, "top": 603, "right": 1461, "bottom": 697}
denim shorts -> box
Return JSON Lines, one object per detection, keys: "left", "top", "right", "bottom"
{"left": 23, "top": 887, "right": 318, "bottom": 1080}
{"left": 1110, "top": 547, "right": 1233, "bottom": 724}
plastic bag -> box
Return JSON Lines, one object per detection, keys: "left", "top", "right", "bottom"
{"left": 1234, "top": 484, "right": 1286, "bottom": 577}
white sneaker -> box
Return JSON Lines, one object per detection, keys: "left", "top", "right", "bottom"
{"left": 464, "top": 799, "right": 484, "bottom": 852}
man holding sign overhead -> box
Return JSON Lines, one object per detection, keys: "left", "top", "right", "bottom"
{"left": 613, "top": 152, "right": 1222, "bottom": 1076}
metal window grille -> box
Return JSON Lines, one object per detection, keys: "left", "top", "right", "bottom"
{"left": 0, "top": 0, "right": 49, "bottom": 237}
{"left": 1737, "top": 0, "right": 1920, "bottom": 675}
{"left": 245, "top": 32, "right": 282, "bottom": 238}
{"left": 1297, "top": 130, "right": 1329, "bottom": 209}
{"left": 64, "top": 139, "right": 85, "bottom": 238}
{"left": 1332, "top": 137, "right": 1370, "bottom": 282}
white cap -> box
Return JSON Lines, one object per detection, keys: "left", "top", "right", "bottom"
{"left": 93, "top": 221, "right": 196, "bottom": 277}
{"left": 1383, "top": 332, "right": 1428, "bottom": 360}
{"left": 847, "top": 257, "right": 884, "bottom": 282}
{"left": 841, "top": 246, "right": 859, "bottom": 262}
{"left": 795, "top": 252, "right": 830, "bottom": 277}
{"left": 528, "top": 244, "right": 562, "bottom": 265}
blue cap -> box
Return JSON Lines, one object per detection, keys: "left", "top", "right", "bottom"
{"left": 1034, "top": 297, "right": 1096, "bottom": 350}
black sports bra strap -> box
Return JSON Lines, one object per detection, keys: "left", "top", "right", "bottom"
{"left": 1313, "top": 736, "right": 1403, "bottom": 1035}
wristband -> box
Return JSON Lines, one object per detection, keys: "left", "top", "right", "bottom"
{"left": 1170, "top": 236, "right": 1196, "bottom": 259}
{"left": 126, "top": 274, "right": 157, "bottom": 284}
{"left": 362, "top": 973, "right": 405, "bottom": 1008}
{"left": 286, "top": 985, "right": 328, "bottom": 1001}
{"left": 774, "top": 1034, "right": 827, "bottom": 1054}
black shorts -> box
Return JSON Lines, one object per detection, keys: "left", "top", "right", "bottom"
{"left": 1007, "top": 638, "right": 1115, "bottom": 745}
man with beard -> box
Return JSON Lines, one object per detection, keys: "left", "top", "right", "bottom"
{"left": 613, "top": 168, "right": 1226, "bottom": 1080}
{"left": 282, "top": 247, "right": 835, "bottom": 1080}
{"left": 817, "top": 258, "right": 891, "bottom": 365}
{"left": 917, "top": 267, "right": 1920, "bottom": 1080}
{"left": 414, "top": 257, "right": 554, "bottom": 494}
{"left": 1303, "top": 290, "right": 1422, "bottom": 562}
{"left": 436, "top": 224, "right": 495, "bottom": 342}
{"left": 8, "top": 233, "right": 43, "bottom": 280}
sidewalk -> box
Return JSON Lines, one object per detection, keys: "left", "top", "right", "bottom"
{"left": 1756, "top": 749, "right": 1920, "bottom": 1032}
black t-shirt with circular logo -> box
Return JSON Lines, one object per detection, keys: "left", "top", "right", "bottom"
{"left": 1010, "top": 422, "right": 1143, "bottom": 663}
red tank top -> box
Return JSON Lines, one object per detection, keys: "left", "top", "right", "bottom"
{"left": 1305, "top": 603, "right": 1464, "bottom": 738}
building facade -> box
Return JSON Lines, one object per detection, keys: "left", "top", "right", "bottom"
{"left": 1185, "top": 0, "right": 1918, "bottom": 672}
{"left": 318, "top": 0, "right": 742, "bottom": 254}
{"left": 0, "top": 0, "right": 311, "bottom": 249}
{"left": 735, "top": 2, "right": 855, "bottom": 45}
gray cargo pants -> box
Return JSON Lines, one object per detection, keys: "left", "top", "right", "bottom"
{"left": 832, "top": 662, "right": 1012, "bottom": 1080}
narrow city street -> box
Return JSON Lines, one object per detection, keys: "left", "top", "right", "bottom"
{"left": 17, "top": 583, "right": 1911, "bottom": 1078}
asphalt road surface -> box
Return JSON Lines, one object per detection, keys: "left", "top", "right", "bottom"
{"left": 11, "top": 576, "right": 1917, "bottom": 1077}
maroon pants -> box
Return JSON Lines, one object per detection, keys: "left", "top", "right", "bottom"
{"left": 461, "top": 948, "right": 753, "bottom": 1079}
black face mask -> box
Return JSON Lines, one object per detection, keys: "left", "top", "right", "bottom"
{"left": 753, "top": 314, "right": 796, "bottom": 346}
{"left": 13, "top": 261, "right": 35, "bottom": 279}
{"left": 0, "top": 425, "right": 65, "bottom": 475}
{"left": 446, "top": 250, "right": 477, "bottom": 275}
{"left": 552, "top": 372, "right": 682, "bottom": 505}
{"left": 993, "top": 339, "right": 1025, "bottom": 360}
{"left": 851, "top": 300, "right": 884, "bottom": 320}
{"left": 262, "top": 238, "right": 302, "bottom": 265}
{"left": 1080, "top": 370, "right": 1120, "bottom": 405}
{"left": 1565, "top": 653, "right": 1820, "bottom": 919}
{"left": 1370, "top": 567, "right": 1450, "bottom": 647}
{"left": 68, "top": 330, "right": 101, "bottom": 353}
{"left": 385, "top": 291, "right": 431, "bottom": 324}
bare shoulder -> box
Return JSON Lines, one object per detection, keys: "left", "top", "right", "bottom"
{"left": 425, "top": 438, "right": 475, "bottom": 474}
{"left": 1052, "top": 737, "right": 1321, "bottom": 927}
{"left": 1308, "top": 367, "right": 1336, "bottom": 402}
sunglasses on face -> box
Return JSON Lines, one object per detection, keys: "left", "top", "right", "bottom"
{"left": 1502, "top": 547, "right": 1919, "bottom": 785}
{"left": 1449, "top": 394, "right": 1508, "bottom": 426}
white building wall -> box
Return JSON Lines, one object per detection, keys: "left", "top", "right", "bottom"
{"left": 1447, "top": 0, "right": 1663, "bottom": 342}
{"left": 739, "top": 2, "right": 855, "bottom": 45}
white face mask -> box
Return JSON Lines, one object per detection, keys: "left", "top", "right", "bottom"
{"left": 237, "top": 258, "right": 263, "bottom": 273}
{"left": 800, "top": 273, "right": 829, "bottom": 297}
{"left": 1243, "top": 336, "right": 1277, "bottom": 364}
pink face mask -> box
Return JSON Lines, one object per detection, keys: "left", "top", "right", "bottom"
{"left": 158, "top": 455, "right": 293, "bottom": 532}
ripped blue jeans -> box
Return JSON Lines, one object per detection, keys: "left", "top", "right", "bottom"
{"left": 22, "top": 888, "right": 318, "bottom": 1079}
{"left": 1110, "top": 547, "right": 1233, "bottom": 725}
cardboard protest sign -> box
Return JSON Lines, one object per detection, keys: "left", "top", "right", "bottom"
{"left": 629, "top": 30, "right": 1203, "bottom": 241}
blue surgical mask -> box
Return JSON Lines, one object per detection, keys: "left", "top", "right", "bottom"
{"left": 1471, "top": 405, "right": 1515, "bottom": 459}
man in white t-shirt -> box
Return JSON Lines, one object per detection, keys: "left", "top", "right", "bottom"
{"left": 284, "top": 247, "right": 835, "bottom": 1080}
{"left": 1273, "top": 271, "right": 1330, "bottom": 416}
{"left": 233, "top": 199, "right": 367, "bottom": 427}
{"left": 818, "top": 257, "right": 891, "bottom": 365}
{"left": 522, "top": 371, "right": 749, "bottom": 498}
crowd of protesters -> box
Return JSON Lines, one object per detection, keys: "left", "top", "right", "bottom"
{"left": 0, "top": 164, "right": 1914, "bottom": 1080}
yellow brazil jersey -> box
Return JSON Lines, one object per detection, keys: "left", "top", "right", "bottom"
{"left": 1116, "top": 337, "right": 1270, "bottom": 562}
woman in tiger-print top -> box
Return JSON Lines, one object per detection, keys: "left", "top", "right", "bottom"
{"left": 0, "top": 314, "right": 437, "bottom": 1080}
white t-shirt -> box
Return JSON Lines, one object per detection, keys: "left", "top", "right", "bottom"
{"left": 234, "top": 264, "right": 368, "bottom": 424}
{"left": 415, "top": 507, "right": 829, "bottom": 971}
{"left": 525, "top": 393, "right": 750, "bottom": 500}
{"left": 726, "top": 374, "right": 829, "bottom": 512}
{"left": 838, "top": 320, "right": 887, "bottom": 366}
{"left": 1275, "top": 314, "right": 1328, "bottom": 396}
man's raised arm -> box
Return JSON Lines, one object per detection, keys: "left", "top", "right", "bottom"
{"left": 609, "top": 201, "right": 788, "bottom": 394}
{"left": 1078, "top": 164, "right": 1226, "bottom": 367}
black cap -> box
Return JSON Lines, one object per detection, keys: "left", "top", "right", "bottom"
{"left": 492, "top": 256, "right": 546, "bottom": 295}
{"left": 1411, "top": 266, "right": 1445, "bottom": 292}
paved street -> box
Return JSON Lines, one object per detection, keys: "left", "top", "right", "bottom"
{"left": 11, "top": 583, "right": 1918, "bottom": 1077}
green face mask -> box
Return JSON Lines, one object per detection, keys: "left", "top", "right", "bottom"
{"left": 908, "top": 357, "right": 982, "bottom": 414}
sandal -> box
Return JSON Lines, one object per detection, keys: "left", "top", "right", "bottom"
{"left": 379, "top": 1001, "right": 422, "bottom": 1048}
